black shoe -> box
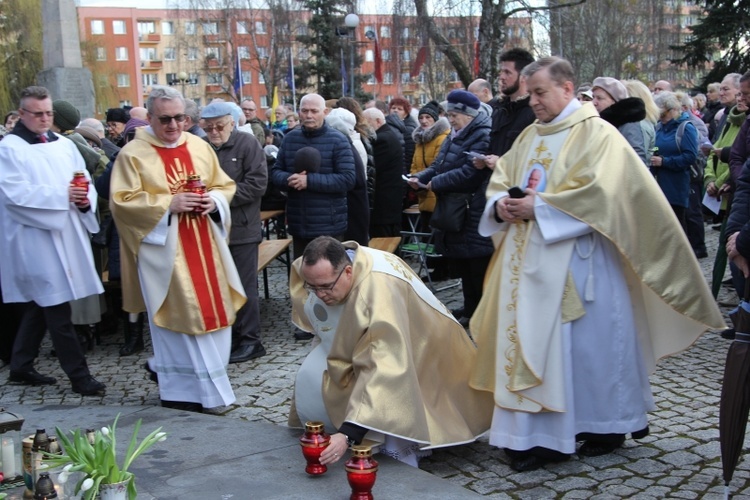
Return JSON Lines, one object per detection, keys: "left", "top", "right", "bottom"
{"left": 294, "top": 330, "right": 314, "bottom": 341}
{"left": 144, "top": 362, "right": 158, "bottom": 383}
{"left": 510, "top": 454, "right": 549, "bottom": 472}
{"left": 119, "top": 316, "right": 144, "bottom": 356}
{"left": 9, "top": 369, "right": 57, "bottom": 386}
{"left": 229, "top": 343, "right": 266, "bottom": 363}
{"left": 161, "top": 399, "right": 203, "bottom": 413}
{"left": 694, "top": 250, "right": 708, "bottom": 259}
{"left": 71, "top": 376, "right": 106, "bottom": 396}
{"left": 721, "top": 328, "right": 737, "bottom": 340}
{"left": 578, "top": 436, "right": 626, "bottom": 457}
{"left": 451, "top": 308, "right": 465, "bottom": 319}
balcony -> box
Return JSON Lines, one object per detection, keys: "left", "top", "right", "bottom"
{"left": 139, "top": 33, "right": 161, "bottom": 43}
{"left": 203, "top": 34, "right": 224, "bottom": 44}
{"left": 141, "top": 60, "right": 163, "bottom": 70}
{"left": 206, "top": 57, "right": 224, "bottom": 68}
{"left": 206, "top": 84, "right": 224, "bottom": 93}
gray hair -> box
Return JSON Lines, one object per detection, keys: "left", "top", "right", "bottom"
{"left": 674, "top": 91, "right": 693, "bottom": 110}
{"left": 20, "top": 86, "right": 50, "bottom": 107}
{"left": 521, "top": 56, "right": 576, "bottom": 88}
{"left": 300, "top": 93, "right": 325, "bottom": 110}
{"left": 362, "top": 107, "right": 385, "bottom": 124}
{"left": 653, "top": 91, "right": 681, "bottom": 113}
{"left": 145, "top": 85, "right": 185, "bottom": 114}
{"left": 184, "top": 99, "right": 200, "bottom": 124}
{"left": 80, "top": 117, "right": 105, "bottom": 136}
{"left": 723, "top": 73, "right": 742, "bottom": 89}
{"left": 707, "top": 82, "right": 721, "bottom": 93}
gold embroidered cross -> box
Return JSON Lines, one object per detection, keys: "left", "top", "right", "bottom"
{"left": 534, "top": 140, "right": 548, "bottom": 157}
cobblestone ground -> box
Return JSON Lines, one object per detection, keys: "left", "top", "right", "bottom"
{"left": 1, "top": 223, "right": 748, "bottom": 498}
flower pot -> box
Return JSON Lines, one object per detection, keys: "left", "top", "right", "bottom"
{"left": 98, "top": 480, "right": 129, "bottom": 500}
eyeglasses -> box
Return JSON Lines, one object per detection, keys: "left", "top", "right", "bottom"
{"left": 157, "top": 114, "right": 187, "bottom": 125}
{"left": 241, "top": 107, "right": 256, "bottom": 112}
{"left": 202, "top": 121, "right": 230, "bottom": 133}
{"left": 22, "top": 108, "right": 54, "bottom": 118}
{"left": 303, "top": 266, "right": 347, "bottom": 293}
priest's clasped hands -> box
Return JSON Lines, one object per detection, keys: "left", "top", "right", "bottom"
{"left": 170, "top": 192, "right": 216, "bottom": 215}
{"left": 496, "top": 189, "right": 536, "bottom": 222}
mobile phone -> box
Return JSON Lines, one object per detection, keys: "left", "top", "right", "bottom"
{"left": 508, "top": 186, "right": 526, "bottom": 198}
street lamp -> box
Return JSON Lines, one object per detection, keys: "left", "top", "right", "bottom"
{"left": 177, "top": 71, "right": 189, "bottom": 97}
{"left": 344, "top": 13, "right": 359, "bottom": 97}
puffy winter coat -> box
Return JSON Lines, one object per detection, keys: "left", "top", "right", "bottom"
{"left": 416, "top": 113, "right": 493, "bottom": 258}
{"left": 411, "top": 117, "right": 450, "bottom": 212}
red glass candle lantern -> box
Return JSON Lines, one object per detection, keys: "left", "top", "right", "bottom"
{"left": 345, "top": 445, "right": 378, "bottom": 500}
{"left": 70, "top": 171, "right": 89, "bottom": 207}
{"left": 185, "top": 174, "right": 206, "bottom": 215}
{"left": 299, "top": 421, "right": 330, "bottom": 476}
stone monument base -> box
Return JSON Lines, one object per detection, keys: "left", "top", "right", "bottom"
{"left": 37, "top": 67, "right": 95, "bottom": 119}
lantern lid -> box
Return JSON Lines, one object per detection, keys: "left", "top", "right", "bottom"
{"left": 0, "top": 407, "right": 24, "bottom": 433}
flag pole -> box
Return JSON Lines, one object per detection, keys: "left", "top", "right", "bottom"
{"left": 290, "top": 48, "right": 297, "bottom": 113}
{"left": 237, "top": 45, "right": 243, "bottom": 102}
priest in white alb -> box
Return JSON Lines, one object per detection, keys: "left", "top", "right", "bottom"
{"left": 469, "top": 57, "right": 725, "bottom": 472}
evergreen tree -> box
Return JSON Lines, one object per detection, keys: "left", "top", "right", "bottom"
{"left": 0, "top": 0, "right": 43, "bottom": 113}
{"left": 673, "top": 0, "right": 750, "bottom": 88}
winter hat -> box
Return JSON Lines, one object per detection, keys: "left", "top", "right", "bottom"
{"left": 326, "top": 108, "right": 356, "bottom": 135}
{"left": 418, "top": 100, "right": 442, "bottom": 121}
{"left": 446, "top": 90, "right": 480, "bottom": 117}
{"left": 294, "top": 146, "right": 321, "bottom": 173}
{"left": 201, "top": 101, "right": 235, "bottom": 119}
{"left": 106, "top": 107, "right": 130, "bottom": 124}
{"left": 74, "top": 126, "right": 102, "bottom": 148}
{"left": 592, "top": 77, "right": 628, "bottom": 102}
{"left": 52, "top": 100, "right": 80, "bottom": 132}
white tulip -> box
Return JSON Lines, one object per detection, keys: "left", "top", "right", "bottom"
{"left": 81, "top": 478, "right": 94, "bottom": 491}
{"left": 156, "top": 432, "right": 167, "bottom": 442}
{"left": 58, "top": 471, "right": 69, "bottom": 484}
{"left": 63, "top": 464, "right": 74, "bottom": 472}
{"left": 101, "top": 427, "right": 110, "bottom": 436}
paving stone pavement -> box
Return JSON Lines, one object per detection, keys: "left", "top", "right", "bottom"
{"left": 1, "top": 223, "right": 749, "bottom": 498}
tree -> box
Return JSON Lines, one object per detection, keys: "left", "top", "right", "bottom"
{"left": 412, "top": 0, "right": 585, "bottom": 88}
{"left": 0, "top": 0, "right": 43, "bottom": 113}
{"left": 673, "top": 0, "right": 750, "bottom": 89}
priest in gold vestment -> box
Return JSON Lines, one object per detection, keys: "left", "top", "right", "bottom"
{"left": 110, "top": 86, "right": 246, "bottom": 412}
{"left": 288, "top": 237, "right": 493, "bottom": 467}
{"left": 469, "top": 58, "right": 725, "bottom": 472}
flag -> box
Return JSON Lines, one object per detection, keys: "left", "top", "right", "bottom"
{"left": 373, "top": 31, "right": 383, "bottom": 84}
{"left": 285, "top": 56, "right": 296, "bottom": 94}
{"left": 411, "top": 45, "right": 427, "bottom": 78}
{"left": 270, "top": 86, "right": 279, "bottom": 124}
{"left": 233, "top": 48, "right": 242, "bottom": 99}
{"left": 473, "top": 39, "right": 480, "bottom": 77}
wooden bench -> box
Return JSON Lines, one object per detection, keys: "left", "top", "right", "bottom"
{"left": 369, "top": 236, "right": 401, "bottom": 254}
{"left": 257, "top": 238, "right": 292, "bottom": 298}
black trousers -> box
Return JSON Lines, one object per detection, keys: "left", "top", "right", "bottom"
{"left": 455, "top": 254, "right": 492, "bottom": 318}
{"left": 11, "top": 301, "right": 90, "bottom": 381}
{"left": 686, "top": 179, "right": 706, "bottom": 252}
{"left": 229, "top": 242, "right": 261, "bottom": 349}
{"left": 0, "top": 281, "right": 22, "bottom": 364}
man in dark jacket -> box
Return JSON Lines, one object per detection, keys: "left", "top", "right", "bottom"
{"left": 270, "top": 93, "right": 356, "bottom": 259}
{"left": 364, "top": 107, "right": 404, "bottom": 237}
{"left": 480, "top": 48, "right": 536, "bottom": 168}
{"left": 201, "top": 102, "right": 268, "bottom": 363}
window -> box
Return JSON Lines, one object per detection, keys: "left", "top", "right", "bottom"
{"left": 420, "top": 94, "right": 428, "bottom": 105}
{"left": 242, "top": 70, "right": 252, "bottom": 84}
{"left": 435, "top": 51, "right": 443, "bottom": 61}
{"left": 185, "top": 21, "right": 196, "bottom": 35}
{"left": 402, "top": 50, "right": 410, "bottom": 61}
{"left": 115, "top": 47, "right": 128, "bottom": 61}
{"left": 255, "top": 21, "right": 266, "bottom": 34}
{"left": 365, "top": 50, "right": 373, "bottom": 62}
{"left": 382, "top": 50, "right": 391, "bottom": 61}
{"left": 260, "top": 96, "right": 269, "bottom": 108}
{"left": 117, "top": 74, "right": 130, "bottom": 87}
{"left": 113, "top": 20, "right": 127, "bottom": 34}
{"left": 188, "top": 47, "right": 198, "bottom": 60}
{"left": 259, "top": 72, "right": 266, "bottom": 84}
{"left": 401, "top": 72, "right": 410, "bottom": 83}
{"left": 238, "top": 46, "right": 250, "bottom": 59}
{"left": 207, "top": 73, "right": 223, "bottom": 85}
{"left": 380, "top": 26, "right": 390, "bottom": 38}
{"left": 205, "top": 47, "right": 221, "bottom": 60}
{"left": 418, "top": 72, "right": 425, "bottom": 83}
{"left": 166, "top": 72, "right": 177, "bottom": 85}
{"left": 140, "top": 48, "right": 157, "bottom": 61}
{"left": 436, "top": 71, "right": 444, "bottom": 82}
{"left": 142, "top": 73, "right": 158, "bottom": 86}
{"left": 119, "top": 100, "right": 132, "bottom": 107}
{"left": 449, "top": 71, "right": 458, "bottom": 82}
{"left": 237, "top": 21, "right": 248, "bottom": 34}
{"left": 384, "top": 72, "right": 393, "bottom": 84}
{"left": 164, "top": 47, "right": 176, "bottom": 60}
{"left": 367, "top": 75, "right": 376, "bottom": 84}
{"left": 91, "top": 20, "right": 104, "bottom": 35}
{"left": 96, "top": 47, "right": 106, "bottom": 61}
{"left": 189, "top": 73, "right": 199, "bottom": 85}
{"left": 138, "top": 21, "right": 155, "bottom": 36}
{"left": 402, "top": 27, "right": 409, "bottom": 38}
{"left": 257, "top": 46, "right": 268, "bottom": 59}
{"left": 297, "top": 24, "right": 308, "bottom": 36}
{"left": 298, "top": 48, "right": 310, "bottom": 59}
{"left": 203, "top": 22, "right": 218, "bottom": 35}
{"left": 162, "top": 21, "right": 174, "bottom": 35}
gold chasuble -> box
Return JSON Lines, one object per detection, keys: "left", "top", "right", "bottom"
{"left": 469, "top": 103, "right": 725, "bottom": 413}
{"left": 289, "top": 243, "right": 493, "bottom": 449}
{"left": 110, "top": 128, "right": 245, "bottom": 335}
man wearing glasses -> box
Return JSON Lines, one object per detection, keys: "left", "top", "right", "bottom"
{"left": 110, "top": 86, "right": 246, "bottom": 413}
{"left": 238, "top": 98, "right": 265, "bottom": 146}
{"left": 288, "top": 236, "right": 492, "bottom": 467}
{"left": 200, "top": 101, "right": 267, "bottom": 363}
{"left": 0, "top": 86, "right": 106, "bottom": 395}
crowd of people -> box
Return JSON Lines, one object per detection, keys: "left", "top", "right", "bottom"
{"left": 1, "top": 46, "right": 746, "bottom": 473}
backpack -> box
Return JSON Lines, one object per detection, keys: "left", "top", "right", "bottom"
{"left": 674, "top": 120, "right": 706, "bottom": 182}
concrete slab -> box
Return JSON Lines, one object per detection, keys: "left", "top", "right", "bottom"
{"left": 3, "top": 405, "right": 480, "bottom": 499}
